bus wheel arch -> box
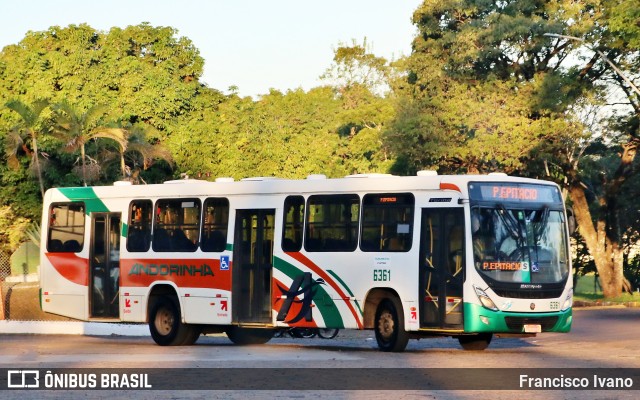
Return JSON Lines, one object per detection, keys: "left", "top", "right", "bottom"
{"left": 364, "top": 289, "right": 409, "bottom": 352}
{"left": 147, "top": 284, "right": 200, "bottom": 346}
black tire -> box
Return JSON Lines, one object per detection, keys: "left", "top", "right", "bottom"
{"left": 458, "top": 333, "right": 493, "bottom": 350}
{"left": 317, "top": 328, "right": 339, "bottom": 339}
{"left": 179, "top": 325, "right": 201, "bottom": 345}
{"left": 226, "top": 326, "right": 274, "bottom": 345}
{"left": 374, "top": 298, "right": 409, "bottom": 352}
{"left": 149, "top": 297, "right": 196, "bottom": 346}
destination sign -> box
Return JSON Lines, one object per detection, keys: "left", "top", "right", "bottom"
{"left": 469, "top": 183, "right": 561, "bottom": 203}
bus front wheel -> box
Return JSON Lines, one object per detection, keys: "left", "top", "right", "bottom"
{"left": 458, "top": 333, "right": 493, "bottom": 350}
{"left": 149, "top": 297, "right": 199, "bottom": 346}
{"left": 374, "top": 298, "right": 409, "bottom": 352}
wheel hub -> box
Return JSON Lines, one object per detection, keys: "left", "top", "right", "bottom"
{"left": 378, "top": 310, "right": 394, "bottom": 340}
{"left": 155, "top": 307, "right": 174, "bottom": 335}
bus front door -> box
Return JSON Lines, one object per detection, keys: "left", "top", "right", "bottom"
{"left": 419, "top": 208, "right": 464, "bottom": 329}
{"left": 89, "top": 213, "right": 121, "bottom": 318}
{"left": 232, "top": 209, "right": 275, "bottom": 324}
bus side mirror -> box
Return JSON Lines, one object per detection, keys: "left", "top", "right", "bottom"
{"left": 566, "top": 208, "right": 577, "bottom": 236}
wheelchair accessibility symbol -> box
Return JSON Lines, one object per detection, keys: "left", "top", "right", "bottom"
{"left": 220, "top": 255, "right": 230, "bottom": 271}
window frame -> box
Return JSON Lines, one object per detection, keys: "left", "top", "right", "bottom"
{"left": 282, "top": 195, "right": 305, "bottom": 252}
{"left": 200, "top": 197, "right": 230, "bottom": 253}
{"left": 127, "top": 200, "right": 153, "bottom": 252}
{"left": 360, "top": 193, "right": 415, "bottom": 252}
{"left": 152, "top": 198, "right": 201, "bottom": 253}
{"left": 304, "top": 194, "right": 360, "bottom": 252}
{"left": 47, "top": 202, "right": 86, "bottom": 253}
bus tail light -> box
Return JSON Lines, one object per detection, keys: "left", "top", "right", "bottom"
{"left": 474, "top": 286, "right": 498, "bottom": 311}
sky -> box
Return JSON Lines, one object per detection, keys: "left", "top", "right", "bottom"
{"left": 0, "top": 0, "right": 423, "bottom": 98}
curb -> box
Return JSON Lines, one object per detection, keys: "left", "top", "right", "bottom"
{"left": 0, "top": 320, "right": 148, "bottom": 336}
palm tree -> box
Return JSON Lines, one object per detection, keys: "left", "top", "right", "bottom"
{"left": 52, "top": 101, "right": 126, "bottom": 186}
{"left": 4, "top": 99, "right": 50, "bottom": 198}
{"left": 94, "top": 122, "right": 173, "bottom": 182}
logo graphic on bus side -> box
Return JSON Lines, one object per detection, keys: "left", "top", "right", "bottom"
{"left": 276, "top": 272, "right": 325, "bottom": 323}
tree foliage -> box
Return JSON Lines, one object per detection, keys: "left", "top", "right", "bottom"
{"left": 388, "top": 0, "right": 640, "bottom": 297}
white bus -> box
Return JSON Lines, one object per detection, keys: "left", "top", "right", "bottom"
{"left": 40, "top": 172, "right": 574, "bottom": 351}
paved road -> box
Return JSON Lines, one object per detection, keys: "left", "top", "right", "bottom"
{"left": 0, "top": 307, "right": 638, "bottom": 399}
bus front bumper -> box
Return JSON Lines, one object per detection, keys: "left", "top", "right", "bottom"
{"left": 464, "top": 302, "right": 572, "bottom": 333}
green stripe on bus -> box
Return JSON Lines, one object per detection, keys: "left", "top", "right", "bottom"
{"left": 121, "top": 222, "right": 128, "bottom": 238}
{"left": 273, "top": 256, "right": 344, "bottom": 328}
{"left": 59, "top": 187, "right": 110, "bottom": 214}
{"left": 328, "top": 269, "right": 363, "bottom": 316}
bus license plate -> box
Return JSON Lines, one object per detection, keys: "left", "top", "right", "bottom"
{"left": 524, "top": 324, "right": 542, "bottom": 333}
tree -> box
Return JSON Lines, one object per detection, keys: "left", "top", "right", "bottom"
{"left": 0, "top": 205, "right": 30, "bottom": 254}
{"left": 95, "top": 122, "right": 173, "bottom": 182}
{"left": 4, "top": 99, "right": 50, "bottom": 198}
{"left": 321, "top": 40, "right": 396, "bottom": 174}
{"left": 390, "top": 0, "right": 639, "bottom": 297}
{"left": 52, "top": 101, "right": 119, "bottom": 185}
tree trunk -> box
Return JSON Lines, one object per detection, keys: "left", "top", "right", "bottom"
{"left": 31, "top": 135, "right": 45, "bottom": 198}
{"left": 81, "top": 144, "right": 87, "bottom": 186}
{"left": 569, "top": 185, "right": 623, "bottom": 298}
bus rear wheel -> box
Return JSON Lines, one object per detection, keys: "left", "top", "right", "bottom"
{"left": 226, "top": 326, "right": 274, "bottom": 345}
{"left": 458, "top": 333, "right": 493, "bottom": 350}
{"left": 149, "top": 297, "right": 198, "bottom": 346}
{"left": 374, "top": 298, "right": 409, "bottom": 352}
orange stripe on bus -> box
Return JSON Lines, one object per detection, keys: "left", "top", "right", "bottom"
{"left": 46, "top": 253, "right": 89, "bottom": 286}
{"left": 439, "top": 182, "right": 461, "bottom": 192}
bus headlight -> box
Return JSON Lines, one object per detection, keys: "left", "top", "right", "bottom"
{"left": 561, "top": 289, "right": 573, "bottom": 311}
{"left": 474, "top": 286, "right": 498, "bottom": 311}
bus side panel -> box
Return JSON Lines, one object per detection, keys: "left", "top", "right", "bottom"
{"left": 272, "top": 250, "right": 419, "bottom": 331}
{"left": 180, "top": 288, "right": 231, "bottom": 325}
{"left": 119, "top": 256, "right": 232, "bottom": 324}
{"left": 40, "top": 253, "right": 89, "bottom": 320}
{"left": 120, "top": 289, "right": 146, "bottom": 322}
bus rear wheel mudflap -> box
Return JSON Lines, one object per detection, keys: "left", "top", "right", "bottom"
{"left": 374, "top": 297, "right": 409, "bottom": 352}
{"left": 148, "top": 296, "right": 200, "bottom": 346}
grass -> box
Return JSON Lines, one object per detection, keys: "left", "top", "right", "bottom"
{"left": 574, "top": 274, "right": 640, "bottom": 304}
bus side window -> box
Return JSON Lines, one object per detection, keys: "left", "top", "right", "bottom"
{"left": 282, "top": 195, "right": 304, "bottom": 252}
{"left": 127, "top": 200, "right": 152, "bottom": 252}
{"left": 360, "top": 193, "right": 414, "bottom": 252}
{"left": 201, "top": 198, "right": 229, "bottom": 252}
{"left": 153, "top": 198, "right": 201, "bottom": 252}
{"left": 47, "top": 203, "right": 85, "bottom": 253}
{"left": 305, "top": 194, "right": 359, "bottom": 252}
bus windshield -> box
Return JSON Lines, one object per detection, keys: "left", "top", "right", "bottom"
{"left": 471, "top": 206, "right": 569, "bottom": 284}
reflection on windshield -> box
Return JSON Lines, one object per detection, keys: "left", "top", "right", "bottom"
{"left": 471, "top": 206, "right": 569, "bottom": 284}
